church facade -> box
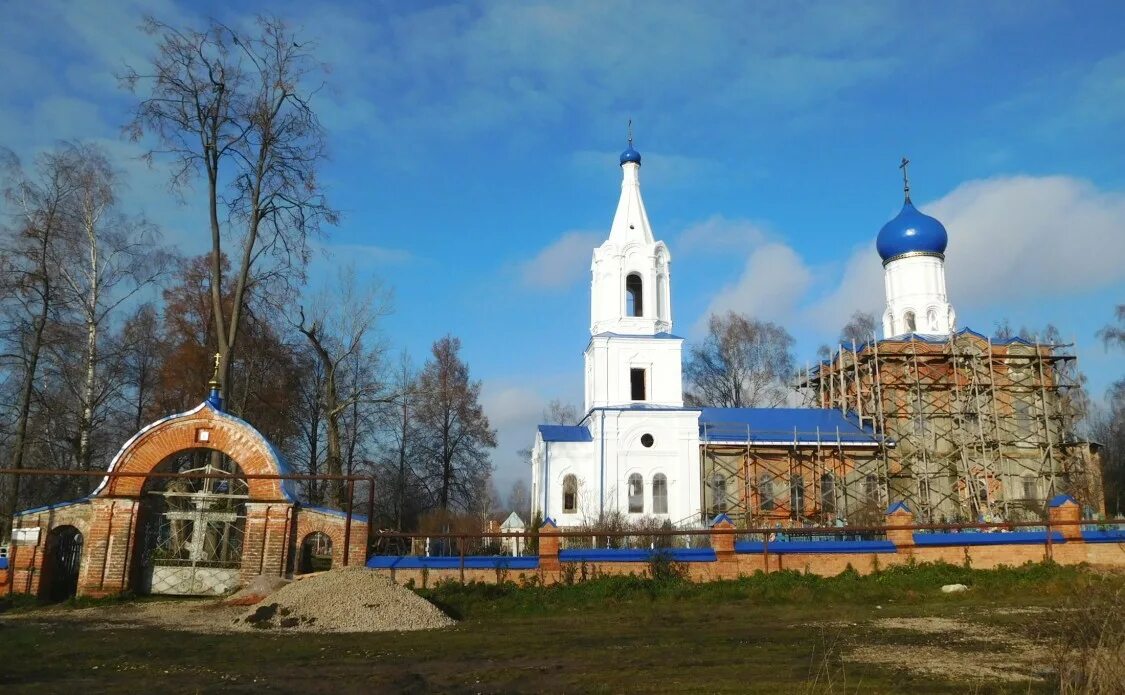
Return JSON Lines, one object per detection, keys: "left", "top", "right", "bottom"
{"left": 529, "top": 141, "right": 1099, "bottom": 529}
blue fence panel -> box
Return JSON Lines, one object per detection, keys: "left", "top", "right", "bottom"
{"left": 558, "top": 548, "right": 717, "bottom": 563}
{"left": 0, "top": 557, "right": 8, "bottom": 570}
{"left": 734, "top": 540, "right": 897, "bottom": 554}
{"left": 912, "top": 531, "right": 1065, "bottom": 546}
{"left": 366, "top": 556, "right": 540, "bottom": 570}
{"left": 1081, "top": 529, "right": 1125, "bottom": 543}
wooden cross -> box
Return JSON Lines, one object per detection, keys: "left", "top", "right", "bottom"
{"left": 900, "top": 156, "right": 910, "bottom": 197}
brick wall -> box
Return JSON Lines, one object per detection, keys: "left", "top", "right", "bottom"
{"left": 293, "top": 508, "right": 368, "bottom": 572}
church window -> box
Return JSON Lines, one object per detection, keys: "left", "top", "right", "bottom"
{"left": 657, "top": 275, "right": 667, "bottom": 321}
{"left": 563, "top": 475, "right": 578, "bottom": 514}
{"left": 652, "top": 474, "right": 668, "bottom": 514}
{"left": 789, "top": 475, "right": 804, "bottom": 518}
{"left": 864, "top": 474, "right": 880, "bottom": 504}
{"left": 820, "top": 473, "right": 836, "bottom": 514}
{"left": 640, "top": 433, "right": 654, "bottom": 448}
{"left": 903, "top": 310, "right": 916, "bottom": 333}
{"left": 710, "top": 473, "right": 728, "bottom": 514}
{"left": 1022, "top": 475, "right": 1038, "bottom": 500}
{"left": 758, "top": 474, "right": 775, "bottom": 512}
{"left": 626, "top": 274, "right": 643, "bottom": 316}
{"left": 628, "top": 474, "right": 644, "bottom": 513}
{"left": 927, "top": 308, "right": 938, "bottom": 330}
{"left": 630, "top": 368, "right": 647, "bottom": 401}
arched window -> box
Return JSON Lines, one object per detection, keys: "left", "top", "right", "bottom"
{"left": 626, "top": 273, "right": 643, "bottom": 317}
{"left": 652, "top": 474, "right": 668, "bottom": 514}
{"left": 628, "top": 473, "right": 644, "bottom": 513}
{"left": 710, "top": 473, "right": 727, "bottom": 514}
{"left": 563, "top": 474, "right": 578, "bottom": 514}
{"left": 820, "top": 473, "right": 836, "bottom": 514}
{"left": 759, "top": 474, "right": 775, "bottom": 512}
{"left": 300, "top": 532, "right": 333, "bottom": 574}
{"left": 789, "top": 476, "right": 804, "bottom": 518}
{"left": 927, "top": 308, "right": 938, "bottom": 330}
{"left": 864, "top": 474, "right": 880, "bottom": 503}
{"left": 903, "top": 310, "right": 916, "bottom": 333}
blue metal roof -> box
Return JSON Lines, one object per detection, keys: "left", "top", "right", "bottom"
{"left": 699, "top": 407, "right": 883, "bottom": 446}
{"left": 538, "top": 424, "right": 593, "bottom": 443}
{"left": 876, "top": 198, "right": 948, "bottom": 262}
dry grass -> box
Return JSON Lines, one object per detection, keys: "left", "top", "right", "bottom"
{"left": 1045, "top": 582, "right": 1125, "bottom": 694}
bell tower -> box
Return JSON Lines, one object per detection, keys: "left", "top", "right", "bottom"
{"left": 584, "top": 133, "right": 684, "bottom": 411}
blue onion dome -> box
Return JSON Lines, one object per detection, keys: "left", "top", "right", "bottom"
{"left": 620, "top": 143, "right": 642, "bottom": 166}
{"left": 876, "top": 197, "right": 949, "bottom": 263}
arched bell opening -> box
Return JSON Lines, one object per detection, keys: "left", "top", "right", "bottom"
{"left": 135, "top": 448, "right": 249, "bottom": 596}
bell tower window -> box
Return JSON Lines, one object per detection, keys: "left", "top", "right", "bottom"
{"left": 903, "top": 310, "right": 916, "bottom": 333}
{"left": 630, "top": 368, "right": 647, "bottom": 401}
{"left": 625, "top": 274, "right": 643, "bottom": 317}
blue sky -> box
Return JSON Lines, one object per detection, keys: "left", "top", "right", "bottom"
{"left": 3, "top": 1, "right": 1124, "bottom": 492}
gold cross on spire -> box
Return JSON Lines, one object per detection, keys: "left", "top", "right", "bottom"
{"left": 900, "top": 156, "right": 911, "bottom": 200}
{"left": 208, "top": 352, "right": 222, "bottom": 389}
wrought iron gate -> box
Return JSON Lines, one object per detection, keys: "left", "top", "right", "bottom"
{"left": 46, "top": 526, "right": 83, "bottom": 600}
{"left": 139, "top": 463, "right": 248, "bottom": 596}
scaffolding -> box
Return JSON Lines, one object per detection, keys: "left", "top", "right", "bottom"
{"left": 699, "top": 423, "right": 888, "bottom": 527}
{"left": 796, "top": 330, "right": 1100, "bottom": 523}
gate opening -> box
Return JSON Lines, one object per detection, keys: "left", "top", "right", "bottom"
{"left": 42, "top": 525, "right": 83, "bottom": 601}
{"left": 138, "top": 449, "right": 248, "bottom": 596}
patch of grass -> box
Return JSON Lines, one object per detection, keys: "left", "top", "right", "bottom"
{"left": 418, "top": 561, "right": 1098, "bottom": 620}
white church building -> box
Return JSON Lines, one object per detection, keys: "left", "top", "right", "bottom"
{"left": 528, "top": 140, "right": 964, "bottom": 529}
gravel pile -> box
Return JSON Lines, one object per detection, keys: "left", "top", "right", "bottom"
{"left": 238, "top": 567, "right": 455, "bottom": 633}
{"left": 225, "top": 575, "right": 292, "bottom": 606}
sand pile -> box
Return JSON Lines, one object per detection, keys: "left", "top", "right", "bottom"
{"left": 224, "top": 575, "right": 292, "bottom": 606}
{"left": 238, "top": 567, "right": 455, "bottom": 633}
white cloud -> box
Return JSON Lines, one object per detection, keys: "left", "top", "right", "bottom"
{"left": 519, "top": 230, "right": 600, "bottom": 290}
{"left": 700, "top": 242, "right": 813, "bottom": 329}
{"left": 677, "top": 214, "right": 769, "bottom": 255}
{"left": 480, "top": 383, "right": 546, "bottom": 489}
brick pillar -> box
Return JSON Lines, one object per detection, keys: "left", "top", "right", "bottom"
{"left": 241, "top": 502, "right": 296, "bottom": 583}
{"left": 884, "top": 502, "right": 915, "bottom": 550}
{"left": 538, "top": 518, "right": 560, "bottom": 572}
{"left": 1048, "top": 495, "right": 1082, "bottom": 541}
{"left": 78, "top": 498, "right": 140, "bottom": 598}
{"left": 710, "top": 514, "right": 737, "bottom": 579}
{"left": 346, "top": 520, "right": 369, "bottom": 567}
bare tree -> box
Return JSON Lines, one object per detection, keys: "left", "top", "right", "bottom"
{"left": 507, "top": 479, "right": 531, "bottom": 520}
{"left": 295, "top": 269, "right": 390, "bottom": 506}
{"left": 543, "top": 399, "right": 578, "bottom": 425}
{"left": 839, "top": 310, "right": 878, "bottom": 346}
{"left": 1098, "top": 305, "right": 1125, "bottom": 350}
{"left": 123, "top": 15, "right": 337, "bottom": 398}
{"left": 684, "top": 311, "right": 795, "bottom": 407}
{"left": 119, "top": 303, "right": 164, "bottom": 433}
{"left": 0, "top": 148, "right": 76, "bottom": 533}
{"left": 49, "top": 143, "right": 169, "bottom": 480}
{"left": 414, "top": 335, "right": 497, "bottom": 514}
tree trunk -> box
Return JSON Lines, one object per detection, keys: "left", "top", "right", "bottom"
{"left": 77, "top": 317, "right": 98, "bottom": 493}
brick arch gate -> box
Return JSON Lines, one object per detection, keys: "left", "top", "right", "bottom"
{"left": 10, "top": 401, "right": 367, "bottom": 598}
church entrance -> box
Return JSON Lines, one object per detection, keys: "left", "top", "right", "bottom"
{"left": 137, "top": 450, "right": 248, "bottom": 596}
